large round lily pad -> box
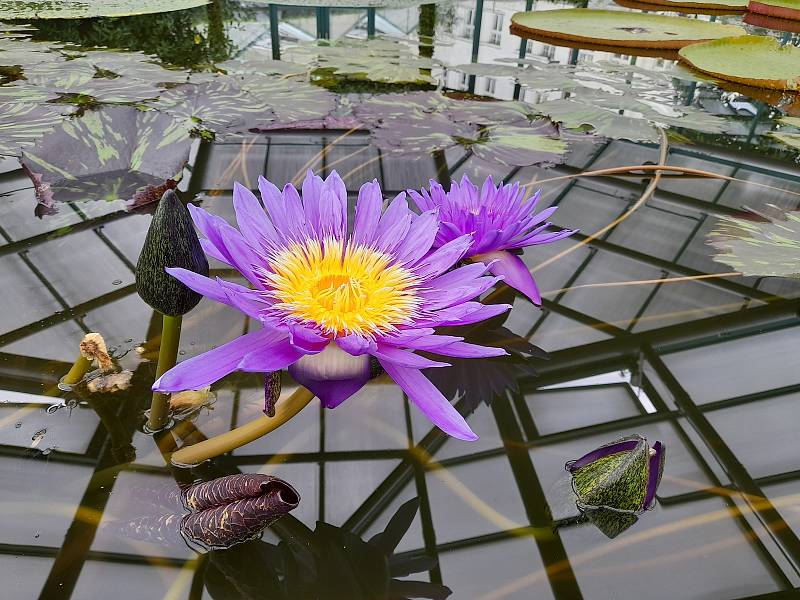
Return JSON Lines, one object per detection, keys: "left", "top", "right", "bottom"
{"left": 678, "top": 35, "right": 800, "bottom": 91}
{"left": 509, "top": 9, "right": 746, "bottom": 50}
{"left": 0, "top": 0, "right": 209, "bottom": 19}
{"left": 748, "top": 0, "right": 800, "bottom": 21}
{"left": 614, "top": 0, "right": 746, "bottom": 15}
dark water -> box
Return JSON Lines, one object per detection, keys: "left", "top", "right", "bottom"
{"left": 1, "top": 1, "right": 800, "bottom": 599}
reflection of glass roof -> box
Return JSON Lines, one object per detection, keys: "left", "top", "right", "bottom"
{"left": 2, "top": 124, "right": 799, "bottom": 598}
{"left": 1, "top": 0, "right": 800, "bottom": 598}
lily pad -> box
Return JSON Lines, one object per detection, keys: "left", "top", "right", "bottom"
{"left": 535, "top": 89, "right": 729, "bottom": 142}
{"left": 0, "top": 80, "right": 58, "bottom": 103}
{"left": 678, "top": 35, "right": 800, "bottom": 91}
{"left": 0, "top": 0, "right": 210, "bottom": 19}
{"left": 151, "top": 77, "right": 273, "bottom": 139}
{"left": 282, "top": 38, "right": 438, "bottom": 85}
{"left": 769, "top": 131, "right": 800, "bottom": 150}
{"left": 711, "top": 209, "right": 800, "bottom": 278}
{"left": 59, "top": 77, "right": 165, "bottom": 104}
{"left": 470, "top": 122, "right": 567, "bottom": 167}
{"left": 356, "top": 91, "right": 568, "bottom": 165}
{"left": 537, "top": 98, "right": 661, "bottom": 142}
{"left": 233, "top": 73, "right": 337, "bottom": 127}
{"left": 20, "top": 106, "right": 193, "bottom": 213}
{"left": 20, "top": 57, "right": 96, "bottom": 91}
{"left": 614, "top": 0, "right": 747, "bottom": 13}
{"left": 748, "top": 0, "right": 800, "bottom": 20}
{"left": 509, "top": 9, "right": 745, "bottom": 49}
{"left": 0, "top": 102, "right": 72, "bottom": 156}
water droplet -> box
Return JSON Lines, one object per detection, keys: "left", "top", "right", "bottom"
{"left": 14, "top": 422, "right": 22, "bottom": 429}
{"left": 31, "top": 428, "right": 46, "bottom": 447}
{"left": 112, "top": 279, "right": 122, "bottom": 285}
{"left": 179, "top": 350, "right": 186, "bottom": 355}
{"left": 125, "top": 338, "right": 133, "bottom": 343}
{"left": 34, "top": 533, "right": 40, "bottom": 539}
{"left": 189, "top": 341, "right": 196, "bottom": 346}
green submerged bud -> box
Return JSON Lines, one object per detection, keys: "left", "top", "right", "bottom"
{"left": 136, "top": 189, "right": 209, "bottom": 316}
{"left": 566, "top": 434, "right": 665, "bottom": 514}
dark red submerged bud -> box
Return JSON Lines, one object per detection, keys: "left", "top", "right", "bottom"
{"left": 180, "top": 474, "right": 300, "bottom": 550}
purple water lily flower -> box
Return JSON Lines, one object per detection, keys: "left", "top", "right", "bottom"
{"left": 408, "top": 175, "right": 577, "bottom": 305}
{"left": 152, "top": 171, "right": 513, "bottom": 441}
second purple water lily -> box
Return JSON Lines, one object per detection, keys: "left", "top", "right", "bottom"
{"left": 409, "top": 175, "right": 577, "bottom": 305}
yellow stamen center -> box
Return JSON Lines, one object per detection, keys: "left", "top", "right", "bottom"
{"left": 264, "top": 238, "right": 421, "bottom": 337}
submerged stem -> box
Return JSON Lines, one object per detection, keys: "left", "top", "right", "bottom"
{"left": 170, "top": 386, "right": 316, "bottom": 467}
{"left": 147, "top": 314, "right": 182, "bottom": 432}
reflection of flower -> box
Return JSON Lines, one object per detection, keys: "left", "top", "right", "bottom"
{"left": 205, "top": 498, "right": 451, "bottom": 600}
{"left": 409, "top": 176, "right": 576, "bottom": 305}
{"left": 424, "top": 325, "right": 547, "bottom": 416}
{"left": 153, "top": 171, "right": 512, "bottom": 441}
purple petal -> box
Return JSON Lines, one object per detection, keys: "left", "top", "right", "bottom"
{"left": 407, "top": 188, "right": 434, "bottom": 212}
{"left": 216, "top": 279, "right": 270, "bottom": 320}
{"left": 419, "top": 301, "right": 512, "bottom": 327}
{"left": 393, "top": 210, "right": 440, "bottom": 266}
{"left": 165, "top": 267, "right": 233, "bottom": 306}
{"left": 386, "top": 333, "right": 462, "bottom": 351}
{"left": 428, "top": 341, "right": 507, "bottom": 359}
{"left": 336, "top": 333, "right": 376, "bottom": 355}
{"left": 566, "top": 439, "right": 641, "bottom": 472}
{"left": 289, "top": 343, "right": 371, "bottom": 408}
{"left": 375, "top": 192, "right": 410, "bottom": 246}
{"left": 258, "top": 176, "right": 305, "bottom": 241}
{"left": 233, "top": 182, "right": 278, "bottom": 252}
{"left": 424, "top": 261, "right": 490, "bottom": 290}
{"left": 301, "top": 170, "right": 326, "bottom": 237}
{"left": 378, "top": 360, "right": 477, "bottom": 441}
{"left": 419, "top": 275, "right": 503, "bottom": 310}
{"left": 199, "top": 239, "right": 228, "bottom": 265}
{"left": 645, "top": 441, "right": 665, "bottom": 508}
{"left": 288, "top": 324, "right": 330, "bottom": 354}
{"left": 187, "top": 204, "right": 261, "bottom": 285}
{"left": 153, "top": 328, "right": 286, "bottom": 392}
{"left": 373, "top": 345, "right": 450, "bottom": 369}
{"left": 411, "top": 234, "right": 473, "bottom": 279}
{"left": 302, "top": 375, "right": 368, "bottom": 409}
{"left": 353, "top": 180, "right": 382, "bottom": 246}
{"left": 483, "top": 250, "right": 541, "bottom": 305}
{"left": 165, "top": 268, "right": 267, "bottom": 320}
{"left": 238, "top": 336, "right": 306, "bottom": 372}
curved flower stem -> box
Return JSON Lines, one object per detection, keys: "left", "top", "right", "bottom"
{"left": 484, "top": 128, "right": 671, "bottom": 305}
{"left": 170, "top": 386, "right": 316, "bottom": 467}
{"left": 147, "top": 314, "right": 182, "bottom": 432}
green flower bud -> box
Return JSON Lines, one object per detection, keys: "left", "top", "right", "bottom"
{"left": 136, "top": 189, "right": 209, "bottom": 316}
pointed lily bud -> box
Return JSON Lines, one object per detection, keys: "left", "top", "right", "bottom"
{"left": 136, "top": 189, "right": 209, "bottom": 316}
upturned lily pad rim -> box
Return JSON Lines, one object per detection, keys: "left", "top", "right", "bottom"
{"left": 744, "top": 12, "right": 800, "bottom": 33}
{"left": 678, "top": 35, "right": 800, "bottom": 91}
{"left": 614, "top": 0, "right": 746, "bottom": 15}
{"left": 0, "top": 0, "right": 210, "bottom": 19}
{"left": 508, "top": 30, "right": 681, "bottom": 60}
{"left": 748, "top": 0, "right": 800, "bottom": 21}
{"left": 509, "top": 8, "right": 746, "bottom": 50}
